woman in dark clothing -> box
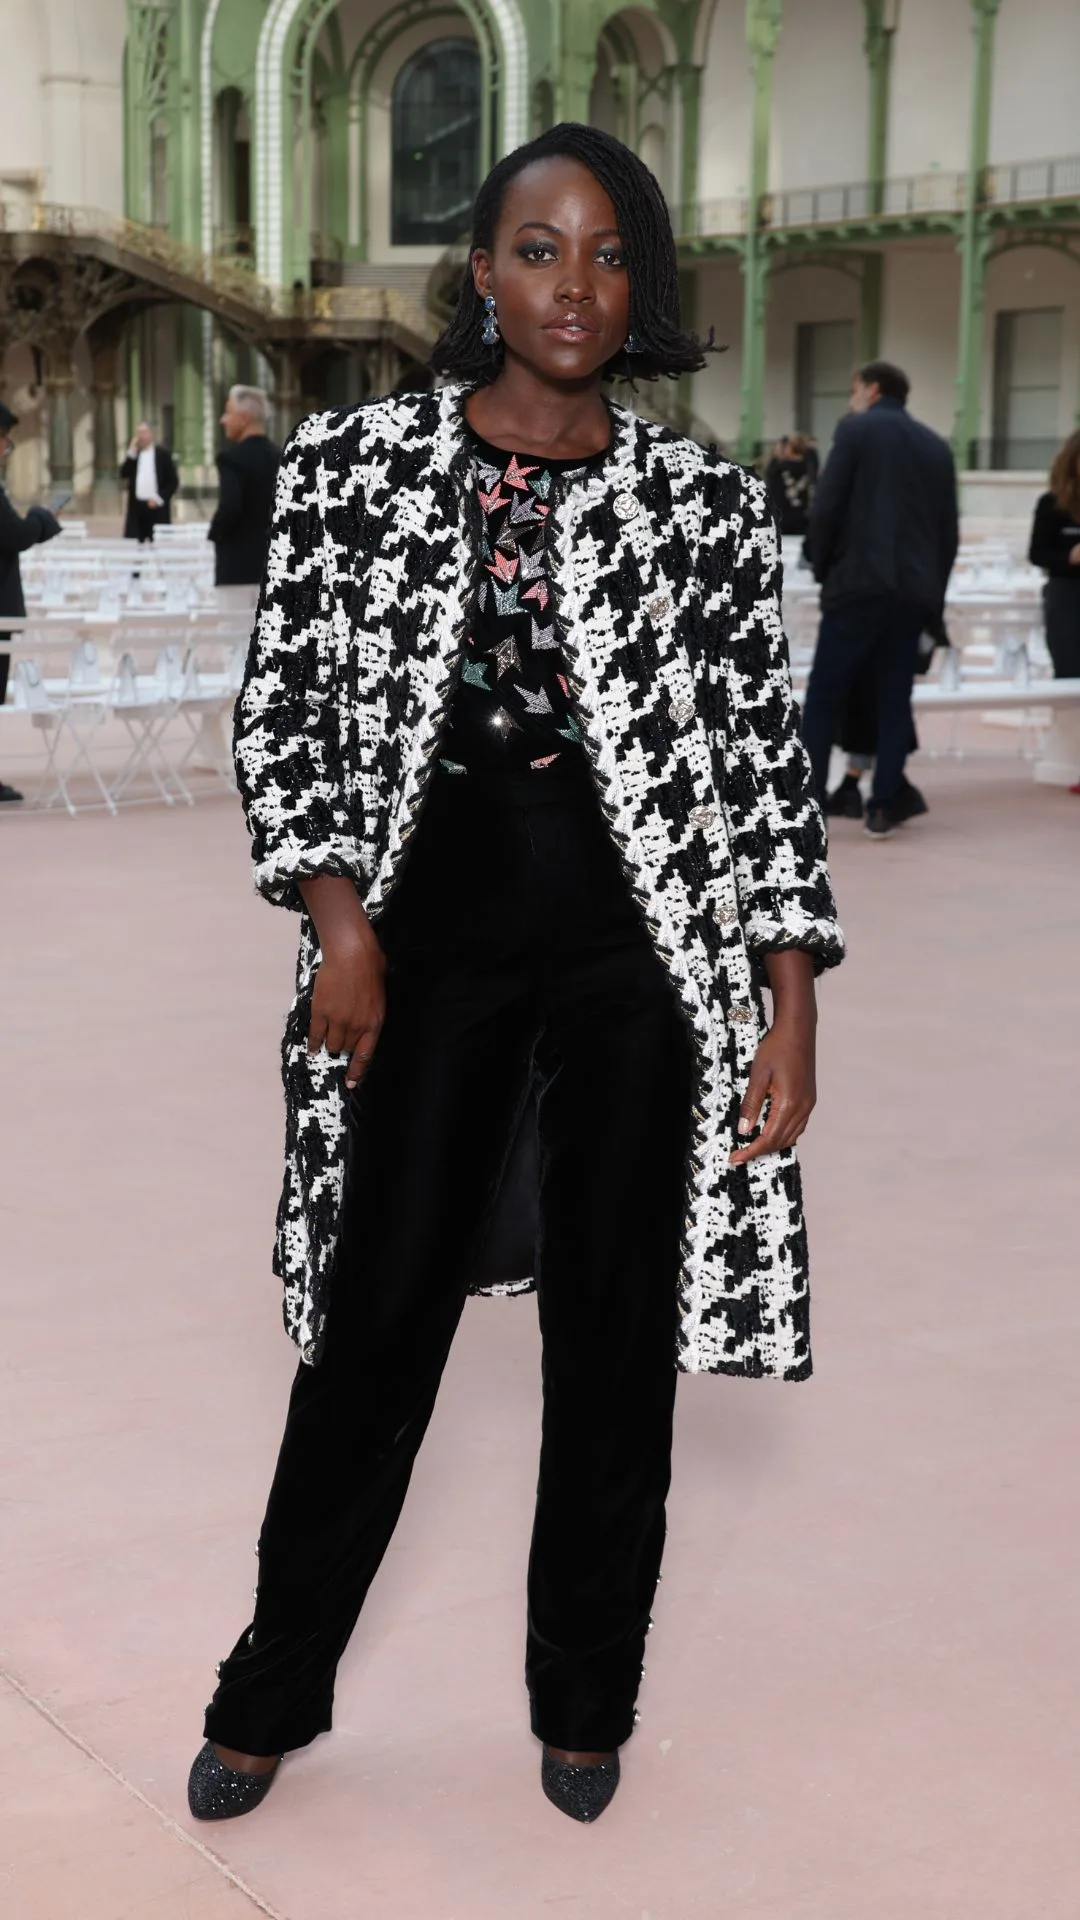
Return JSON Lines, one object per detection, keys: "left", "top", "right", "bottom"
{"left": 187, "top": 125, "right": 843, "bottom": 1829}
{"left": 1029, "top": 431, "right": 1080, "bottom": 679}
{"left": 765, "top": 432, "right": 817, "bottom": 537}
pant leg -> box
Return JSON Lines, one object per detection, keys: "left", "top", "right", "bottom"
{"left": 869, "top": 599, "right": 924, "bottom": 808}
{"left": 524, "top": 814, "right": 695, "bottom": 1751}
{"left": 1044, "top": 580, "right": 1080, "bottom": 678}
{"left": 204, "top": 791, "right": 540, "bottom": 1756}
{"left": 801, "top": 604, "right": 876, "bottom": 804}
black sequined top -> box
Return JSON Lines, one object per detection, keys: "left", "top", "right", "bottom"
{"left": 438, "top": 427, "right": 606, "bottom": 780}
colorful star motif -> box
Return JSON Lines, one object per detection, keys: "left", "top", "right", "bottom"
{"left": 492, "top": 635, "right": 521, "bottom": 677}
{"left": 522, "top": 580, "right": 549, "bottom": 611}
{"left": 486, "top": 549, "right": 519, "bottom": 583}
{"left": 462, "top": 659, "right": 490, "bottom": 688}
{"left": 503, "top": 454, "right": 539, "bottom": 491}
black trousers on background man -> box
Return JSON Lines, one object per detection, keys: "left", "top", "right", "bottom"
{"left": 205, "top": 765, "right": 695, "bottom": 1759}
{"left": 801, "top": 594, "right": 926, "bottom": 810}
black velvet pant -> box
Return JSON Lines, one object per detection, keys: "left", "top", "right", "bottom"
{"left": 204, "top": 766, "right": 695, "bottom": 1758}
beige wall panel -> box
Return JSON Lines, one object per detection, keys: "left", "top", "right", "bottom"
{"left": 981, "top": 245, "right": 1080, "bottom": 459}
{"left": 990, "top": 0, "right": 1080, "bottom": 165}
{"left": 879, "top": 243, "right": 961, "bottom": 437}
{"left": 771, "top": 0, "right": 867, "bottom": 191}
{"left": 763, "top": 264, "right": 860, "bottom": 445}
{"left": 698, "top": 2, "right": 751, "bottom": 204}
{"left": 887, "top": 0, "right": 970, "bottom": 178}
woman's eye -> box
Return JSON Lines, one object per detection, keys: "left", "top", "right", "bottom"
{"left": 519, "top": 243, "right": 556, "bottom": 262}
{"left": 597, "top": 249, "right": 626, "bottom": 268}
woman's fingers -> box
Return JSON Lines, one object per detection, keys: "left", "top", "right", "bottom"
{"left": 730, "top": 1097, "right": 811, "bottom": 1165}
{"left": 736, "top": 1055, "right": 771, "bottom": 1140}
{"left": 345, "top": 1023, "right": 382, "bottom": 1091}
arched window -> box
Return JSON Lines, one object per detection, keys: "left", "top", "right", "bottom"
{"left": 391, "top": 38, "right": 481, "bottom": 246}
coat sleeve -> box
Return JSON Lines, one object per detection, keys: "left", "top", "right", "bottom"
{"left": 0, "top": 490, "right": 57, "bottom": 555}
{"left": 208, "top": 452, "right": 243, "bottom": 543}
{"left": 703, "top": 463, "right": 844, "bottom": 974}
{"left": 804, "top": 417, "right": 857, "bottom": 585}
{"left": 232, "top": 425, "right": 367, "bottom": 911}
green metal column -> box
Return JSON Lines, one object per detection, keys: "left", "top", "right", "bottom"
{"left": 863, "top": 0, "right": 899, "bottom": 212}
{"left": 952, "top": 0, "right": 1002, "bottom": 467}
{"left": 554, "top": 0, "right": 600, "bottom": 122}
{"left": 676, "top": 61, "right": 703, "bottom": 236}
{"left": 737, "top": 0, "right": 782, "bottom": 464}
{"left": 860, "top": 0, "right": 898, "bottom": 356}
{"left": 170, "top": 0, "right": 206, "bottom": 478}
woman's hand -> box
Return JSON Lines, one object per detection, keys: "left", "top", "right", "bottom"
{"left": 298, "top": 876, "right": 387, "bottom": 1089}
{"left": 730, "top": 950, "right": 817, "bottom": 1166}
{"left": 308, "top": 931, "right": 386, "bottom": 1089}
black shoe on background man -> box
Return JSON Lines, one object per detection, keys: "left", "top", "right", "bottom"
{"left": 865, "top": 805, "right": 896, "bottom": 839}
{"left": 824, "top": 772, "right": 864, "bottom": 819}
{"left": 0, "top": 781, "right": 24, "bottom": 803}
{"left": 893, "top": 777, "right": 929, "bottom": 822}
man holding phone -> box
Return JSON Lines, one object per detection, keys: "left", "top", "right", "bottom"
{"left": 120, "top": 419, "right": 179, "bottom": 544}
{"left": 0, "top": 401, "right": 63, "bottom": 801}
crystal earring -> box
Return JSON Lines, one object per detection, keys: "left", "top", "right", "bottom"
{"left": 625, "top": 331, "right": 643, "bottom": 355}
{"left": 481, "top": 295, "right": 500, "bottom": 346}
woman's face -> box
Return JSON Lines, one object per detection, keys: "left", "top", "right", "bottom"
{"left": 472, "top": 156, "right": 631, "bottom": 383}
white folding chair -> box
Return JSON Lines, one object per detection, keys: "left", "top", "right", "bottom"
{"left": 109, "top": 651, "right": 192, "bottom": 807}
{"left": 12, "top": 658, "right": 116, "bottom": 815}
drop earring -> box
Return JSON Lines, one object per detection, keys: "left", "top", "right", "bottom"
{"left": 481, "top": 294, "right": 500, "bottom": 346}
{"left": 625, "top": 331, "right": 642, "bottom": 355}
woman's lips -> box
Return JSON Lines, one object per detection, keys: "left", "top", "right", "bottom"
{"left": 543, "top": 317, "right": 599, "bottom": 338}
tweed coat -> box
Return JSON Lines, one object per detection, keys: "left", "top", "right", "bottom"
{"left": 233, "top": 382, "right": 844, "bottom": 1379}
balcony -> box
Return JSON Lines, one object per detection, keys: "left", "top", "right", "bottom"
{"left": 678, "top": 151, "right": 1080, "bottom": 246}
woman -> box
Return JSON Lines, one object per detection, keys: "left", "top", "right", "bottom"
{"left": 1029, "top": 431, "right": 1080, "bottom": 680}
{"left": 188, "top": 124, "right": 844, "bottom": 1829}
{"left": 765, "top": 432, "right": 817, "bottom": 537}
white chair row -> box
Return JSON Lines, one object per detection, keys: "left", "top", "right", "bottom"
{"left": 5, "top": 636, "right": 244, "bottom": 816}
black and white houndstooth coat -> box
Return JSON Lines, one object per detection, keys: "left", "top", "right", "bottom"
{"left": 234, "top": 382, "right": 844, "bottom": 1380}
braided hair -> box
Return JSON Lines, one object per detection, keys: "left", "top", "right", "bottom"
{"left": 430, "top": 122, "right": 713, "bottom": 387}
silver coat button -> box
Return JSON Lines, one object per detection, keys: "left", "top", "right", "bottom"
{"left": 714, "top": 903, "right": 737, "bottom": 927}
{"left": 730, "top": 1002, "right": 753, "bottom": 1024}
{"left": 648, "top": 592, "right": 671, "bottom": 620}
{"left": 689, "top": 805, "right": 716, "bottom": 827}
{"left": 613, "top": 491, "right": 640, "bottom": 522}
{"left": 668, "top": 697, "right": 695, "bottom": 726}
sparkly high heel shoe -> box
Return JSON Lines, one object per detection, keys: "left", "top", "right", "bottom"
{"left": 187, "top": 1742, "right": 281, "bottom": 1821}
{"left": 541, "top": 1747, "right": 621, "bottom": 1823}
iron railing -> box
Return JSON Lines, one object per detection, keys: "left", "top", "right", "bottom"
{"left": 681, "top": 152, "right": 1080, "bottom": 241}
{"left": 985, "top": 153, "right": 1080, "bottom": 206}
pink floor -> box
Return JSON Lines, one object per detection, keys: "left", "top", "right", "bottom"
{"left": 2, "top": 755, "right": 1078, "bottom": 1918}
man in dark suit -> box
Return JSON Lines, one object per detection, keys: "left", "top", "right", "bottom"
{"left": 119, "top": 419, "right": 179, "bottom": 543}
{"left": 0, "top": 400, "right": 62, "bottom": 802}
{"left": 801, "top": 360, "right": 959, "bottom": 838}
{"left": 208, "top": 385, "right": 281, "bottom": 590}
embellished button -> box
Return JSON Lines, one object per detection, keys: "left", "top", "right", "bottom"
{"left": 648, "top": 592, "right": 671, "bottom": 620}
{"left": 730, "top": 1002, "right": 753, "bottom": 1024}
{"left": 613, "top": 491, "right": 640, "bottom": 522}
{"left": 689, "top": 805, "right": 716, "bottom": 827}
{"left": 713, "top": 903, "right": 737, "bottom": 927}
{"left": 668, "top": 697, "right": 694, "bottom": 727}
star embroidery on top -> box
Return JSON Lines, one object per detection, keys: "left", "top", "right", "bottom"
{"left": 479, "top": 484, "right": 509, "bottom": 515}
{"left": 516, "top": 683, "right": 552, "bottom": 714}
{"left": 486, "top": 549, "right": 519, "bottom": 583}
{"left": 517, "top": 544, "right": 548, "bottom": 583}
{"left": 492, "top": 580, "right": 521, "bottom": 617}
{"left": 462, "top": 659, "right": 490, "bottom": 689}
{"left": 492, "top": 636, "right": 521, "bottom": 678}
{"left": 502, "top": 454, "right": 539, "bottom": 491}
{"left": 531, "top": 621, "right": 558, "bottom": 649}
{"left": 529, "top": 470, "right": 552, "bottom": 501}
{"left": 510, "top": 491, "right": 544, "bottom": 526}
{"left": 522, "top": 580, "right": 550, "bottom": 611}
